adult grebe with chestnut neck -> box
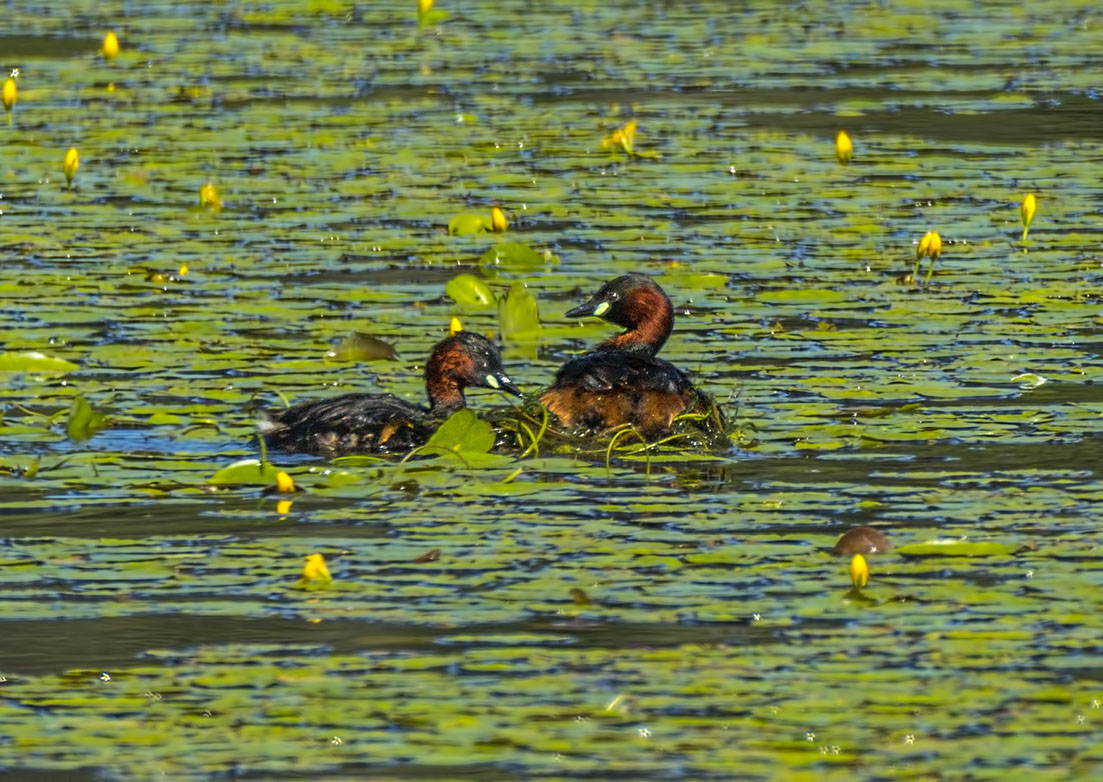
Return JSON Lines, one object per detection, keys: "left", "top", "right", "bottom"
{"left": 262, "top": 331, "right": 521, "bottom": 456}
{"left": 540, "top": 275, "right": 716, "bottom": 437}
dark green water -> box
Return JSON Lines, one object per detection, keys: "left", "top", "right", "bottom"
{"left": 2, "top": 1, "right": 1103, "bottom": 779}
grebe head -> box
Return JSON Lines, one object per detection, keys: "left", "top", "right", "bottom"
{"left": 565, "top": 274, "right": 674, "bottom": 354}
{"left": 426, "top": 331, "right": 521, "bottom": 412}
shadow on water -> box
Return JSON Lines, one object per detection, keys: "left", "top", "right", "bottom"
{"left": 529, "top": 87, "right": 1103, "bottom": 144}
{"left": 0, "top": 614, "right": 784, "bottom": 677}
{"left": 695, "top": 436, "right": 1103, "bottom": 485}
{"left": 0, "top": 35, "right": 102, "bottom": 58}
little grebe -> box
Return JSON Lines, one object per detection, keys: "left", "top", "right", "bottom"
{"left": 262, "top": 331, "right": 521, "bottom": 455}
{"left": 539, "top": 274, "right": 705, "bottom": 436}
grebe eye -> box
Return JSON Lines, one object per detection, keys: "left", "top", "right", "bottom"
{"left": 593, "top": 301, "right": 611, "bottom": 316}
{"left": 484, "top": 374, "right": 501, "bottom": 389}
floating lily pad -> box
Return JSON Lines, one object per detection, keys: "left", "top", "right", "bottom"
{"left": 0, "top": 351, "right": 78, "bottom": 374}
{"left": 1012, "top": 373, "right": 1047, "bottom": 389}
{"left": 445, "top": 273, "right": 496, "bottom": 309}
{"left": 209, "top": 459, "right": 281, "bottom": 486}
{"left": 447, "top": 213, "right": 490, "bottom": 236}
{"left": 498, "top": 282, "right": 540, "bottom": 340}
{"left": 659, "top": 271, "right": 728, "bottom": 290}
{"left": 480, "top": 242, "right": 545, "bottom": 272}
{"left": 325, "top": 333, "right": 399, "bottom": 362}
{"left": 424, "top": 409, "right": 494, "bottom": 455}
{"left": 66, "top": 396, "right": 108, "bottom": 442}
{"left": 895, "top": 541, "right": 1017, "bottom": 558}
{"left": 146, "top": 412, "right": 185, "bottom": 425}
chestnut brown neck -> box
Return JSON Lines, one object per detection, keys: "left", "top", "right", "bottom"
{"left": 425, "top": 345, "right": 470, "bottom": 413}
{"left": 597, "top": 286, "right": 673, "bottom": 355}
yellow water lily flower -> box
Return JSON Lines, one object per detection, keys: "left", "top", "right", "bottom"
{"left": 62, "top": 147, "right": 79, "bottom": 188}
{"left": 276, "top": 499, "right": 293, "bottom": 515}
{"left": 917, "top": 230, "right": 942, "bottom": 260}
{"left": 1021, "top": 193, "right": 1037, "bottom": 242}
{"left": 849, "top": 553, "right": 869, "bottom": 588}
{"left": 449, "top": 316, "right": 463, "bottom": 335}
{"left": 490, "top": 206, "right": 508, "bottom": 232}
{"left": 835, "top": 130, "right": 853, "bottom": 164}
{"left": 602, "top": 119, "right": 637, "bottom": 155}
{"left": 275, "top": 471, "right": 295, "bottom": 493}
{"left": 417, "top": 0, "right": 440, "bottom": 25}
{"left": 301, "top": 553, "right": 332, "bottom": 584}
{"left": 913, "top": 230, "right": 942, "bottom": 286}
{"left": 2, "top": 75, "right": 16, "bottom": 124}
{"left": 199, "top": 183, "right": 221, "bottom": 212}
{"left": 102, "top": 31, "right": 120, "bottom": 61}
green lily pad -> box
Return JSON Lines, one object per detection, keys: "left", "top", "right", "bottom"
{"left": 1011, "top": 373, "right": 1047, "bottom": 390}
{"left": 895, "top": 541, "right": 1017, "bottom": 558}
{"left": 682, "top": 273, "right": 727, "bottom": 289}
{"left": 146, "top": 412, "right": 186, "bottom": 425}
{"left": 498, "top": 282, "right": 540, "bottom": 340}
{"left": 66, "top": 396, "right": 108, "bottom": 442}
{"left": 0, "top": 351, "right": 79, "bottom": 374}
{"left": 209, "top": 459, "right": 281, "bottom": 486}
{"left": 423, "top": 409, "right": 494, "bottom": 455}
{"left": 325, "top": 333, "right": 399, "bottom": 362}
{"left": 480, "top": 242, "right": 545, "bottom": 272}
{"left": 445, "top": 274, "right": 496, "bottom": 310}
{"left": 322, "top": 471, "right": 363, "bottom": 488}
{"left": 447, "top": 213, "right": 490, "bottom": 236}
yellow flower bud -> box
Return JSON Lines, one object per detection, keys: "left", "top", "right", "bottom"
{"left": 490, "top": 206, "right": 507, "bottom": 233}
{"left": 620, "top": 119, "right": 636, "bottom": 148}
{"left": 912, "top": 231, "right": 943, "bottom": 286}
{"left": 418, "top": 0, "right": 434, "bottom": 15}
{"left": 178, "top": 263, "right": 189, "bottom": 276}
{"left": 449, "top": 316, "right": 463, "bottom": 335}
{"left": 276, "top": 499, "right": 293, "bottom": 515}
{"left": 602, "top": 119, "right": 637, "bottom": 155}
{"left": 916, "top": 230, "right": 942, "bottom": 260}
{"left": 63, "top": 147, "right": 79, "bottom": 188}
{"left": 301, "top": 553, "right": 332, "bottom": 584}
{"left": 275, "top": 471, "right": 295, "bottom": 493}
{"left": 102, "top": 31, "right": 120, "bottom": 61}
{"left": 199, "top": 183, "right": 221, "bottom": 212}
{"left": 849, "top": 553, "right": 869, "bottom": 588}
{"left": 1021, "top": 193, "right": 1037, "bottom": 242}
{"left": 2, "top": 77, "right": 16, "bottom": 113}
{"left": 835, "top": 130, "right": 853, "bottom": 164}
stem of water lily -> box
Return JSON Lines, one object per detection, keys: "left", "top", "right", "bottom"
{"left": 923, "top": 258, "right": 936, "bottom": 286}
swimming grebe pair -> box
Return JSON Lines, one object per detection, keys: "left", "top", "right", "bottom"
{"left": 262, "top": 275, "right": 706, "bottom": 455}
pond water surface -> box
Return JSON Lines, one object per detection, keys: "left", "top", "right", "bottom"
{"left": 2, "top": 1, "right": 1103, "bottom": 779}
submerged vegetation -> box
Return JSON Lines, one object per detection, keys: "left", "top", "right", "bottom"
{"left": 0, "top": 0, "right": 1100, "bottom": 780}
